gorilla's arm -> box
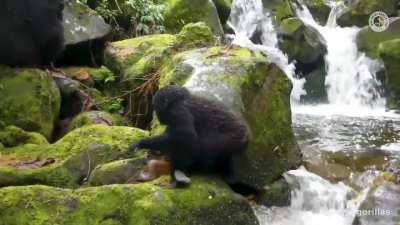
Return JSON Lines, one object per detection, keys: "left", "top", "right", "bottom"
{"left": 133, "top": 133, "right": 171, "bottom": 152}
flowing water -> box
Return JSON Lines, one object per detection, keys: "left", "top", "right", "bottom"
{"left": 226, "top": 0, "right": 400, "bottom": 224}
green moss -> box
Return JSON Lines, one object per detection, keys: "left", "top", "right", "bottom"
{"left": 0, "top": 125, "right": 149, "bottom": 187}
{"left": 176, "top": 22, "right": 216, "bottom": 48}
{"left": 163, "top": 0, "right": 223, "bottom": 35}
{"left": 71, "top": 111, "right": 129, "bottom": 131}
{"left": 357, "top": 19, "right": 400, "bottom": 58}
{"left": 262, "top": 0, "right": 294, "bottom": 25}
{"left": 378, "top": 39, "right": 400, "bottom": 108}
{"left": 0, "top": 126, "right": 49, "bottom": 148}
{"left": 0, "top": 66, "right": 61, "bottom": 139}
{"left": 337, "top": 0, "right": 397, "bottom": 27}
{"left": 0, "top": 178, "right": 258, "bottom": 225}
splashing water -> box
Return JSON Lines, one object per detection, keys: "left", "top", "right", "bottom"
{"left": 294, "top": 0, "right": 388, "bottom": 116}
{"left": 255, "top": 168, "right": 368, "bottom": 225}
{"left": 227, "top": 0, "right": 306, "bottom": 103}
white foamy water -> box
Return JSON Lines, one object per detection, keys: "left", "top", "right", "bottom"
{"left": 255, "top": 168, "right": 368, "bottom": 225}
{"left": 294, "top": 0, "right": 388, "bottom": 116}
{"left": 227, "top": 0, "right": 306, "bottom": 102}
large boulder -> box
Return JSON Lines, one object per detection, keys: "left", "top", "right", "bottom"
{"left": 104, "top": 23, "right": 216, "bottom": 127}
{"left": 0, "top": 125, "right": 148, "bottom": 187}
{"left": 356, "top": 18, "right": 400, "bottom": 58}
{"left": 158, "top": 46, "right": 302, "bottom": 188}
{"left": 63, "top": 0, "right": 111, "bottom": 46}
{"left": 337, "top": 0, "right": 398, "bottom": 27}
{"left": 162, "top": 0, "right": 224, "bottom": 36}
{"left": 378, "top": 39, "right": 400, "bottom": 108}
{"left": 0, "top": 67, "right": 61, "bottom": 139}
{"left": 212, "top": 0, "right": 232, "bottom": 26}
{"left": 278, "top": 17, "right": 327, "bottom": 64}
{"left": 0, "top": 179, "right": 259, "bottom": 225}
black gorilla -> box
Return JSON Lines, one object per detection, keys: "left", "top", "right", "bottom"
{"left": 0, "top": 0, "right": 65, "bottom": 66}
{"left": 130, "top": 85, "right": 257, "bottom": 195}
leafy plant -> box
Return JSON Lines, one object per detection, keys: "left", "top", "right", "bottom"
{"left": 104, "top": 98, "right": 124, "bottom": 113}
{"left": 126, "top": 0, "right": 166, "bottom": 35}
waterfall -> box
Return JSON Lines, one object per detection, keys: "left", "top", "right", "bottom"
{"left": 294, "top": 0, "right": 387, "bottom": 115}
{"left": 227, "top": 0, "right": 306, "bottom": 103}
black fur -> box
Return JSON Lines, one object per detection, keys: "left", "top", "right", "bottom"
{"left": 0, "top": 0, "right": 65, "bottom": 66}
{"left": 131, "top": 85, "right": 257, "bottom": 195}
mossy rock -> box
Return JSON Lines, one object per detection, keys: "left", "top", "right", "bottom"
{"left": 0, "top": 66, "right": 61, "bottom": 139}
{"left": 356, "top": 18, "right": 400, "bottom": 58}
{"left": 278, "top": 17, "right": 326, "bottom": 64}
{"left": 176, "top": 22, "right": 217, "bottom": 49}
{"left": 70, "top": 111, "right": 129, "bottom": 130}
{"left": 0, "top": 125, "right": 148, "bottom": 187}
{"left": 302, "top": 0, "right": 331, "bottom": 25}
{"left": 378, "top": 39, "right": 400, "bottom": 108}
{"left": 88, "top": 157, "right": 147, "bottom": 186}
{"left": 158, "top": 46, "right": 302, "bottom": 188}
{"left": 162, "top": 0, "right": 224, "bottom": 36}
{"left": 337, "top": 0, "right": 398, "bottom": 27}
{"left": 262, "top": 0, "right": 295, "bottom": 25}
{"left": 0, "top": 126, "right": 49, "bottom": 148}
{"left": 0, "top": 177, "right": 259, "bottom": 225}
{"left": 301, "top": 63, "right": 327, "bottom": 103}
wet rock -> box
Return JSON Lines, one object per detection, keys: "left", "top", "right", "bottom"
{"left": 354, "top": 183, "right": 400, "bottom": 225}
{"left": 162, "top": 0, "right": 224, "bottom": 36}
{"left": 262, "top": 0, "right": 295, "bottom": 25}
{"left": 337, "top": 0, "right": 398, "bottom": 27}
{"left": 212, "top": 0, "right": 232, "bottom": 26}
{"left": 356, "top": 18, "right": 400, "bottom": 59}
{"left": 0, "top": 66, "right": 61, "bottom": 139}
{"left": 0, "top": 178, "right": 259, "bottom": 225}
{"left": 378, "top": 39, "right": 400, "bottom": 108}
{"left": 305, "top": 160, "right": 351, "bottom": 182}
{"left": 0, "top": 125, "right": 148, "bottom": 187}
{"left": 278, "top": 17, "right": 327, "bottom": 64}
{"left": 300, "top": 62, "right": 328, "bottom": 103}
{"left": 301, "top": 0, "right": 331, "bottom": 25}
{"left": 158, "top": 46, "right": 302, "bottom": 188}
{"left": 259, "top": 179, "right": 291, "bottom": 207}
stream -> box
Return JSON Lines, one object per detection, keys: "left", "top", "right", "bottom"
{"left": 227, "top": 0, "right": 400, "bottom": 224}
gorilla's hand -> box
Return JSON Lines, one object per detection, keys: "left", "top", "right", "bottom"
{"left": 128, "top": 141, "right": 143, "bottom": 151}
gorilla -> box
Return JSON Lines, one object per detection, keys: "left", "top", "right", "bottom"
{"left": 0, "top": 0, "right": 65, "bottom": 66}
{"left": 130, "top": 85, "right": 258, "bottom": 196}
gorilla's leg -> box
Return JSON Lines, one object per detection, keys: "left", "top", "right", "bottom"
{"left": 219, "top": 156, "right": 259, "bottom": 196}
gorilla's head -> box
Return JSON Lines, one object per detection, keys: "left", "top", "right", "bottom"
{"left": 152, "top": 85, "right": 190, "bottom": 124}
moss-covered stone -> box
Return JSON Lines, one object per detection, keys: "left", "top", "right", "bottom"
{"left": 62, "top": 66, "right": 116, "bottom": 88}
{"left": 262, "top": 0, "right": 295, "bottom": 25}
{"left": 356, "top": 18, "right": 400, "bottom": 58}
{"left": 0, "top": 125, "right": 148, "bottom": 187}
{"left": 162, "top": 0, "right": 224, "bottom": 36}
{"left": 337, "top": 0, "right": 398, "bottom": 27}
{"left": 378, "top": 39, "right": 400, "bottom": 108}
{"left": 0, "top": 66, "right": 61, "bottom": 139}
{"left": 302, "top": 0, "right": 330, "bottom": 25}
{"left": 88, "top": 157, "right": 147, "bottom": 186}
{"left": 176, "top": 22, "right": 217, "bottom": 49}
{"left": 0, "top": 178, "right": 259, "bottom": 225}
{"left": 279, "top": 17, "right": 326, "bottom": 64}
{"left": 158, "top": 46, "right": 301, "bottom": 188}
{"left": 0, "top": 126, "right": 49, "bottom": 148}
{"left": 301, "top": 63, "right": 327, "bottom": 103}
{"left": 70, "top": 111, "right": 129, "bottom": 130}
